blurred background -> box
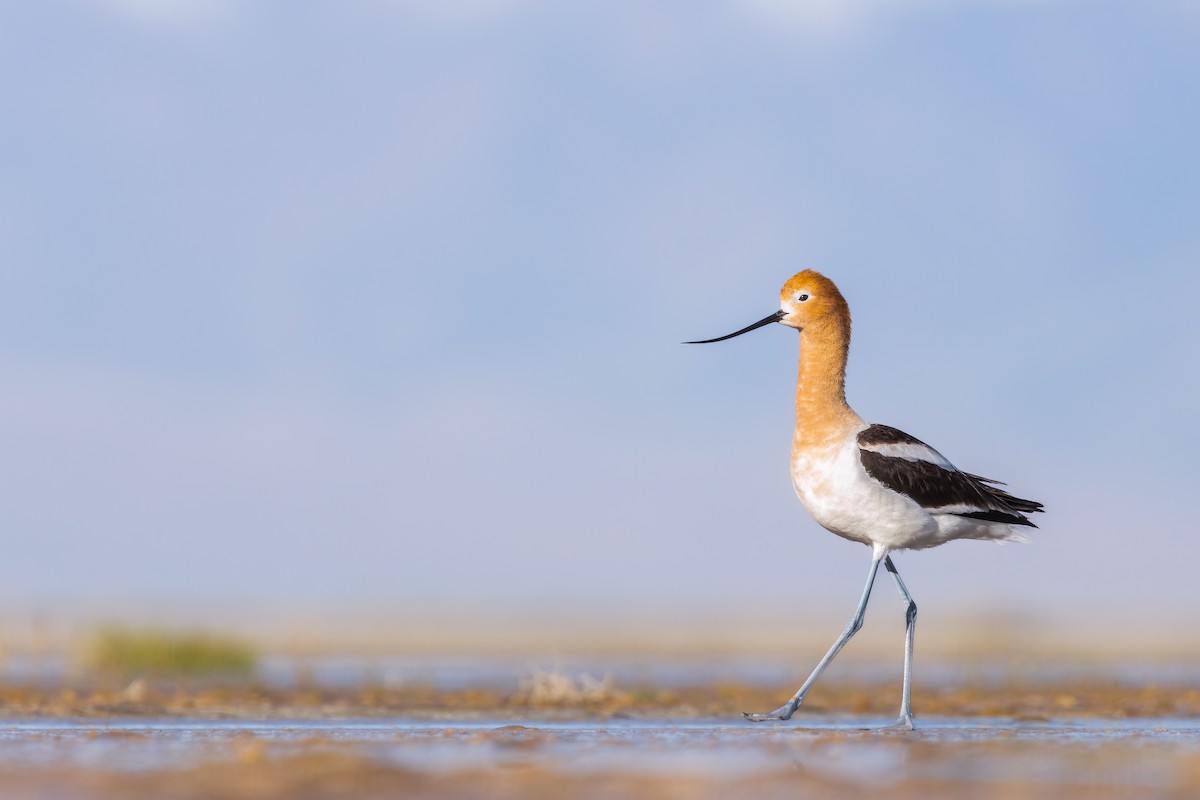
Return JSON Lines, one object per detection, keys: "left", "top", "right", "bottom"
{"left": 0, "top": 1, "right": 1198, "bottom": 678}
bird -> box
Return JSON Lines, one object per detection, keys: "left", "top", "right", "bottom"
{"left": 686, "top": 269, "right": 1043, "bottom": 729}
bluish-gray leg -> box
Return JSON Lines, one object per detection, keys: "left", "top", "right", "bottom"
{"left": 884, "top": 555, "right": 917, "bottom": 730}
{"left": 745, "top": 552, "right": 884, "bottom": 722}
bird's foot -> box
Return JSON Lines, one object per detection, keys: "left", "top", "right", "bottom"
{"left": 881, "top": 713, "right": 915, "bottom": 731}
{"left": 743, "top": 701, "right": 799, "bottom": 722}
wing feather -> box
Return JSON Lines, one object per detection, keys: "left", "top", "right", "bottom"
{"left": 857, "top": 424, "right": 1043, "bottom": 526}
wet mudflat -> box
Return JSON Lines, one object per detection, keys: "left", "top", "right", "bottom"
{"left": 0, "top": 670, "right": 1198, "bottom": 799}
{"left": 0, "top": 715, "right": 1198, "bottom": 799}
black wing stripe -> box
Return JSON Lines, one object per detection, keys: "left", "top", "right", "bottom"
{"left": 857, "top": 426, "right": 1043, "bottom": 527}
{"left": 857, "top": 424, "right": 926, "bottom": 447}
{"left": 958, "top": 509, "right": 1034, "bottom": 525}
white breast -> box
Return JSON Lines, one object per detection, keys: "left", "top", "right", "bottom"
{"left": 790, "top": 436, "right": 940, "bottom": 551}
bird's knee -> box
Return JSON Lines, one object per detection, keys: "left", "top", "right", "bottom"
{"left": 905, "top": 601, "right": 917, "bottom": 627}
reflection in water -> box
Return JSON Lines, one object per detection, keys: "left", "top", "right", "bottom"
{"left": 0, "top": 717, "right": 1198, "bottom": 779}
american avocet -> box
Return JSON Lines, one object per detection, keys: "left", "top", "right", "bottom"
{"left": 687, "top": 270, "right": 1043, "bottom": 729}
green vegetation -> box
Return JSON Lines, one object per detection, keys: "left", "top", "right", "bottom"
{"left": 86, "top": 628, "right": 257, "bottom": 678}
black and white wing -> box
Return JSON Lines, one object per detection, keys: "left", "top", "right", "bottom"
{"left": 857, "top": 424, "right": 1043, "bottom": 527}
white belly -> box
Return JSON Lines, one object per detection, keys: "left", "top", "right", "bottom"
{"left": 791, "top": 438, "right": 940, "bottom": 551}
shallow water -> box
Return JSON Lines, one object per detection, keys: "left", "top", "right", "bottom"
{"left": 2, "top": 716, "right": 1198, "bottom": 799}
{"left": 3, "top": 648, "right": 1197, "bottom": 800}
{"left": 2, "top": 715, "right": 1197, "bottom": 774}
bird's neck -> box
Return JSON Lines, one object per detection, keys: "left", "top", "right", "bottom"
{"left": 793, "top": 317, "right": 860, "bottom": 451}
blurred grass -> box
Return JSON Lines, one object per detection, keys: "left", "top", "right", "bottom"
{"left": 86, "top": 628, "right": 257, "bottom": 678}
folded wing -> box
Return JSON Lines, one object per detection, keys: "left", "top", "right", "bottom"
{"left": 857, "top": 424, "right": 1043, "bottom": 527}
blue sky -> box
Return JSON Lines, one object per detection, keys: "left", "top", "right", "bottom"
{"left": 1, "top": 1, "right": 1198, "bottom": 628}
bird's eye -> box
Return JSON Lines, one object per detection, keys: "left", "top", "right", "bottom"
{"left": 797, "top": 293, "right": 810, "bottom": 302}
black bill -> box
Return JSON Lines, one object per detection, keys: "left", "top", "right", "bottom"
{"left": 684, "top": 310, "right": 785, "bottom": 344}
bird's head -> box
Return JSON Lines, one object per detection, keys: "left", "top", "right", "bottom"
{"left": 778, "top": 270, "right": 849, "bottom": 331}
{"left": 685, "top": 269, "right": 849, "bottom": 344}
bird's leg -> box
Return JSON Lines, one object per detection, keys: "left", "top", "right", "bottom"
{"left": 745, "top": 553, "right": 883, "bottom": 722}
{"left": 883, "top": 555, "right": 917, "bottom": 730}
